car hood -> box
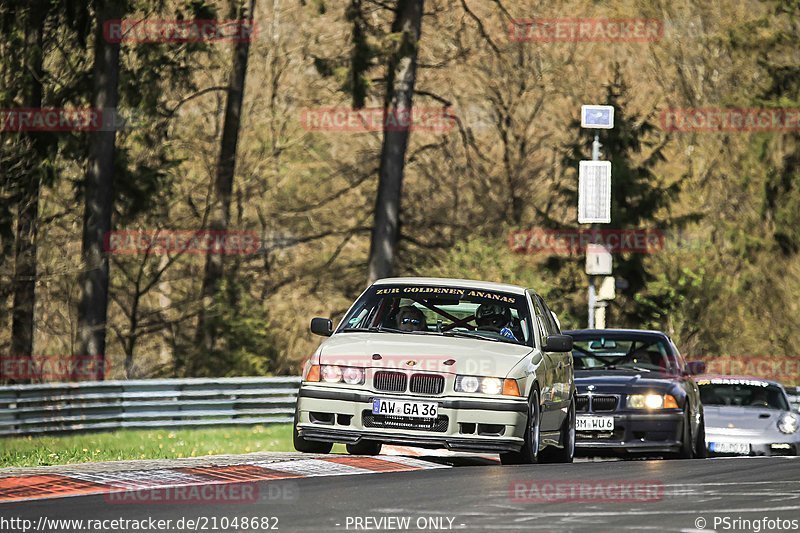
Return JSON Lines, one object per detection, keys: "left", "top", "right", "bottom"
{"left": 318, "top": 332, "right": 532, "bottom": 377}
{"left": 575, "top": 369, "right": 680, "bottom": 394}
{"left": 703, "top": 405, "right": 786, "bottom": 433}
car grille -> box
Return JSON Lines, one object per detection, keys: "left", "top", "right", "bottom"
{"left": 576, "top": 395, "right": 590, "bottom": 412}
{"left": 410, "top": 374, "right": 445, "bottom": 395}
{"left": 362, "top": 411, "right": 448, "bottom": 432}
{"left": 576, "top": 394, "right": 619, "bottom": 412}
{"left": 374, "top": 371, "right": 407, "bottom": 393}
{"left": 591, "top": 395, "right": 619, "bottom": 412}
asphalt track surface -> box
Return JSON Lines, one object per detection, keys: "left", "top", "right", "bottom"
{"left": 3, "top": 456, "right": 800, "bottom": 533}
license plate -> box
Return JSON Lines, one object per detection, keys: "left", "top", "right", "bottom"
{"left": 576, "top": 415, "right": 614, "bottom": 431}
{"left": 709, "top": 442, "right": 750, "bottom": 455}
{"left": 372, "top": 398, "right": 438, "bottom": 419}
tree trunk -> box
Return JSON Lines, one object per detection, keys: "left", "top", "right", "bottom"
{"left": 366, "top": 0, "right": 424, "bottom": 283}
{"left": 193, "top": 0, "right": 256, "bottom": 370}
{"left": 76, "top": 0, "right": 125, "bottom": 379}
{"left": 10, "top": 0, "right": 49, "bottom": 383}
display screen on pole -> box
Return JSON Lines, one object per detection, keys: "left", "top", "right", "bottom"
{"left": 578, "top": 160, "right": 611, "bottom": 224}
{"left": 581, "top": 105, "right": 614, "bottom": 129}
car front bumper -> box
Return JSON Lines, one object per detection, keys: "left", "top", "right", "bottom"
{"left": 295, "top": 385, "right": 529, "bottom": 453}
{"left": 705, "top": 431, "right": 799, "bottom": 457}
{"left": 575, "top": 411, "right": 684, "bottom": 454}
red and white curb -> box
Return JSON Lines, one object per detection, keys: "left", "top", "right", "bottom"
{"left": 0, "top": 456, "right": 448, "bottom": 504}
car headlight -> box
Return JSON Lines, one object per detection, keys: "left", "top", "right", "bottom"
{"left": 456, "top": 375, "right": 480, "bottom": 393}
{"left": 481, "top": 377, "right": 503, "bottom": 395}
{"left": 342, "top": 367, "right": 365, "bottom": 385}
{"left": 628, "top": 393, "right": 679, "bottom": 409}
{"left": 319, "top": 365, "right": 364, "bottom": 385}
{"left": 455, "top": 375, "right": 519, "bottom": 396}
{"left": 778, "top": 413, "right": 799, "bottom": 434}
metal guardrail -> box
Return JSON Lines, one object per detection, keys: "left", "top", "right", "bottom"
{"left": 0, "top": 377, "right": 301, "bottom": 437}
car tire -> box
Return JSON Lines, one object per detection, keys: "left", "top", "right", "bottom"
{"left": 672, "top": 408, "right": 695, "bottom": 460}
{"left": 346, "top": 440, "right": 382, "bottom": 455}
{"left": 694, "top": 415, "right": 708, "bottom": 459}
{"left": 292, "top": 412, "right": 333, "bottom": 454}
{"left": 539, "top": 396, "right": 576, "bottom": 464}
{"left": 500, "top": 389, "right": 541, "bottom": 465}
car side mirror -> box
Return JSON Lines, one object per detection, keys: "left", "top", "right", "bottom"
{"left": 543, "top": 334, "right": 573, "bottom": 352}
{"left": 310, "top": 317, "right": 333, "bottom": 337}
{"left": 685, "top": 361, "right": 706, "bottom": 375}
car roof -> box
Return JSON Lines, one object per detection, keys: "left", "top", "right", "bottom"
{"left": 695, "top": 374, "right": 785, "bottom": 388}
{"left": 373, "top": 277, "right": 528, "bottom": 295}
{"left": 563, "top": 328, "right": 669, "bottom": 339}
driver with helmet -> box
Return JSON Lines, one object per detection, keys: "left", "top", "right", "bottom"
{"left": 475, "top": 303, "right": 520, "bottom": 342}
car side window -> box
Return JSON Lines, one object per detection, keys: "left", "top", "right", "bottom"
{"left": 534, "top": 295, "right": 558, "bottom": 336}
{"left": 531, "top": 295, "right": 552, "bottom": 341}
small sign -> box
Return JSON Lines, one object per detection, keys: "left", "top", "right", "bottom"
{"left": 578, "top": 160, "right": 611, "bottom": 224}
{"left": 581, "top": 105, "right": 614, "bottom": 129}
{"left": 586, "top": 244, "right": 612, "bottom": 275}
{"left": 597, "top": 276, "right": 616, "bottom": 301}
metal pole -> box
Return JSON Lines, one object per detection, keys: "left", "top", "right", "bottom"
{"left": 587, "top": 133, "right": 601, "bottom": 328}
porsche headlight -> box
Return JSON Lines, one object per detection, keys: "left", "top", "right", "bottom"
{"left": 628, "top": 393, "right": 679, "bottom": 409}
{"left": 778, "top": 413, "right": 799, "bottom": 434}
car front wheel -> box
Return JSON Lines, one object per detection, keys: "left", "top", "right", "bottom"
{"left": 539, "top": 395, "right": 576, "bottom": 464}
{"left": 292, "top": 412, "right": 333, "bottom": 454}
{"left": 500, "top": 389, "right": 541, "bottom": 465}
{"left": 346, "top": 440, "right": 382, "bottom": 455}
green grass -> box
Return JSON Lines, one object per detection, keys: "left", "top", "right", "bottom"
{"left": 0, "top": 424, "right": 336, "bottom": 468}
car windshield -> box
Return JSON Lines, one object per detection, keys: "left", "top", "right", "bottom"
{"left": 698, "top": 379, "right": 789, "bottom": 411}
{"left": 338, "top": 284, "right": 532, "bottom": 346}
{"left": 571, "top": 336, "right": 676, "bottom": 373}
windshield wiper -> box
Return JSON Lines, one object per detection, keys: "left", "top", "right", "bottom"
{"left": 441, "top": 330, "right": 510, "bottom": 344}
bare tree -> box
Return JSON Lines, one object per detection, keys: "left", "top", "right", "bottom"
{"left": 367, "top": 0, "right": 424, "bottom": 283}
{"left": 76, "top": 0, "right": 126, "bottom": 377}
{"left": 194, "top": 0, "right": 257, "bottom": 366}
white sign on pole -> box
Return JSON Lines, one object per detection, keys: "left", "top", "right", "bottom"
{"left": 585, "top": 244, "right": 612, "bottom": 275}
{"left": 578, "top": 160, "right": 611, "bottom": 224}
{"left": 581, "top": 105, "right": 615, "bottom": 129}
{"left": 597, "top": 276, "right": 616, "bottom": 301}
